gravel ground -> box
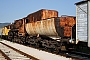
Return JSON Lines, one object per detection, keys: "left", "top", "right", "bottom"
{"left": 1, "top": 40, "right": 76, "bottom": 60}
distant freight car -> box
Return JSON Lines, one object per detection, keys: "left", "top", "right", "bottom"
{"left": 2, "top": 25, "right": 11, "bottom": 39}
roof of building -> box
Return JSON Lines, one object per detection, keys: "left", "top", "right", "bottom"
{"left": 75, "top": 0, "right": 90, "bottom": 5}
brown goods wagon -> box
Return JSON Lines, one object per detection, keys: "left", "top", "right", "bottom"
{"left": 27, "top": 9, "right": 58, "bottom": 23}
{"left": 60, "top": 16, "right": 76, "bottom": 27}
{"left": 14, "top": 19, "right": 23, "bottom": 29}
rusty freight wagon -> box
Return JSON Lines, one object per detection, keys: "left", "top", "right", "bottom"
{"left": 25, "top": 9, "right": 76, "bottom": 39}
{"left": 7, "top": 9, "right": 76, "bottom": 42}
{"left": 3, "top": 9, "right": 77, "bottom": 54}
{"left": 25, "top": 16, "right": 76, "bottom": 39}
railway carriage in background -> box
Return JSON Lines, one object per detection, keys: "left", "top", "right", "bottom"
{"left": 1, "top": 0, "right": 90, "bottom": 54}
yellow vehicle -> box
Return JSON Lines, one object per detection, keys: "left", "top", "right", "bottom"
{"left": 2, "top": 25, "right": 10, "bottom": 39}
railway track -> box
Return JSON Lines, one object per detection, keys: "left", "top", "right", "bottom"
{"left": 0, "top": 50, "right": 8, "bottom": 60}
{"left": 0, "top": 42, "right": 39, "bottom": 60}
{"left": 62, "top": 50, "right": 90, "bottom": 60}
{"left": 1, "top": 40, "right": 90, "bottom": 60}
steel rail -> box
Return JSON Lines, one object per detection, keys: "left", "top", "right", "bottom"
{"left": 0, "top": 42, "right": 39, "bottom": 60}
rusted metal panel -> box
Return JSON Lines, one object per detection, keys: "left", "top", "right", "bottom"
{"left": 59, "top": 16, "right": 76, "bottom": 37}
{"left": 14, "top": 19, "right": 23, "bottom": 29}
{"left": 64, "top": 26, "right": 71, "bottom": 37}
{"left": 60, "top": 16, "right": 76, "bottom": 27}
{"left": 25, "top": 17, "right": 63, "bottom": 38}
{"left": 27, "top": 9, "right": 58, "bottom": 23}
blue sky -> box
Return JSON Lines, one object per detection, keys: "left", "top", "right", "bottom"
{"left": 0, "top": 0, "right": 80, "bottom": 23}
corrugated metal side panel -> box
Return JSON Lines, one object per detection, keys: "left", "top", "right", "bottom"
{"left": 88, "top": 1, "right": 90, "bottom": 47}
{"left": 25, "top": 18, "right": 58, "bottom": 36}
{"left": 60, "top": 16, "right": 76, "bottom": 27}
{"left": 76, "top": 3, "right": 87, "bottom": 42}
